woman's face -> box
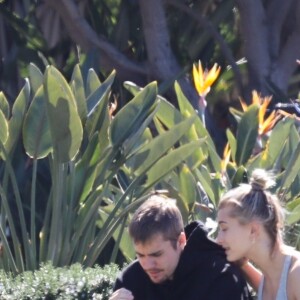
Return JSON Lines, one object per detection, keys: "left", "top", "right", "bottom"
{"left": 216, "top": 206, "right": 254, "bottom": 262}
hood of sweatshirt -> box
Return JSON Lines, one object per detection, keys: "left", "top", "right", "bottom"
{"left": 173, "top": 221, "right": 227, "bottom": 281}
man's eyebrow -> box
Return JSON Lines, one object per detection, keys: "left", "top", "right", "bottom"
{"left": 136, "top": 250, "right": 162, "bottom": 256}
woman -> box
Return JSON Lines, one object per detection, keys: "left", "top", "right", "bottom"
{"left": 216, "top": 169, "right": 300, "bottom": 300}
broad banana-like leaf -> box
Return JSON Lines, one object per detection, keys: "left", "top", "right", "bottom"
{"left": 279, "top": 142, "right": 300, "bottom": 192}
{"left": 226, "top": 128, "right": 236, "bottom": 162}
{"left": 141, "top": 140, "right": 202, "bottom": 190}
{"left": 231, "top": 166, "right": 248, "bottom": 188}
{"left": 85, "top": 70, "right": 115, "bottom": 140}
{"left": 70, "top": 64, "right": 87, "bottom": 123}
{"left": 123, "top": 81, "right": 141, "bottom": 96}
{"left": 44, "top": 66, "right": 83, "bottom": 162}
{"left": 97, "top": 210, "right": 135, "bottom": 261}
{"left": 5, "top": 79, "right": 31, "bottom": 154}
{"left": 290, "top": 174, "right": 300, "bottom": 198}
{"left": 132, "top": 115, "right": 197, "bottom": 175}
{"left": 194, "top": 166, "right": 217, "bottom": 206}
{"left": 175, "top": 82, "right": 207, "bottom": 167}
{"left": 155, "top": 96, "right": 183, "bottom": 126}
{"left": 278, "top": 122, "right": 300, "bottom": 170}
{"left": 110, "top": 81, "right": 157, "bottom": 146}
{"left": 206, "top": 141, "right": 222, "bottom": 173}
{"left": 72, "top": 134, "right": 101, "bottom": 203}
{"left": 0, "top": 91, "right": 10, "bottom": 118}
{"left": 235, "top": 104, "right": 259, "bottom": 165}
{"left": 86, "top": 68, "right": 102, "bottom": 97}
{"left": 124, "top": 81, "right": 185, "bottom": 128}
{"left": 23, "top": 86, "right": 52, "bottom": 159}
{"left": 0, "top": 110, "right": 8, "bottom": 146}
{"left": 174, "top": 81, "right": 215, "bottom": 146}
{"left": 286, "top": 197, "right": 300, "bottom": 225}
{"left": 86, "top": 70, "right": 115, "bottom": 117}
{"left": 259, "top": 117, "right": 294, "bottom": 168}
{"left": 179, "top": 164, "right": 197, "bottom": 212}
{"left": 28, "top": 63, "right": 43, "bottom": 96}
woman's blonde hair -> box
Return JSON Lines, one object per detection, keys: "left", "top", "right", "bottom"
{"left": 219, "top": 169, "right": 285, "bottom": 250}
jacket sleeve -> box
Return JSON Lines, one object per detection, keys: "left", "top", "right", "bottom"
{"left": 111, "top": 262, "right": 151, "bottom": 300}
{"left": 113, "top": 275, "right": 125, "bottom": 292}
{"left": 205, "top": 266, "right": 253, "bottom": 300}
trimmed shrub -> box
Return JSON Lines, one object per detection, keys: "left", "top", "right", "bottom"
{"left": 0, "top": 263, "right": 120, "bottom": 299}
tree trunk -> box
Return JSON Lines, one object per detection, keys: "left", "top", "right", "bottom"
{"left": 235, "top": 0, "right": 300, "bottom": 99}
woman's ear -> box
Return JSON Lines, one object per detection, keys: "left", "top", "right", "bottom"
{"left": 249, "top": 221, "right": 260, "bottom": 243}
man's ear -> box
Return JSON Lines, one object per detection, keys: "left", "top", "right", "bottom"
{"left": 178, "top": 232, "right": 186, "bottom": 249}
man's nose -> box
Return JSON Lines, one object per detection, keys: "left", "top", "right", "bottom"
{"left": 142, "top": 257, "right": 155, "bottom": 269}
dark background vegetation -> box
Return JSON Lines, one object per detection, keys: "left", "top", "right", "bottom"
{"left": 1, "top": 0, "right": 300, "bottom": 153}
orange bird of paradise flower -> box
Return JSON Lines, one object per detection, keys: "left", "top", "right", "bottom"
{"left": 240, "top": 90, "right": 281, "bottom": 136}
{"left": 193, "top": 60, "right": 221, "bottom": 98}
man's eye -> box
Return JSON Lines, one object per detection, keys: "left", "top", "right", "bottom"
{"left": 152, "top": 253, "right": 162, "bottom": 257}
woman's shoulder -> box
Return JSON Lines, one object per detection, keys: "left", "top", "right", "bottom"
{"left": 288, "top": 251, "right": 300, "bottom": 300}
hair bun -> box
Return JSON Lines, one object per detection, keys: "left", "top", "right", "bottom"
{"left": 250, "top": 169, "right": 274, "bottom": 191}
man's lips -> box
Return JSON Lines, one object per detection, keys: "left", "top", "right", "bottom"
{"left": 147, "top": 269, "right": 162, "bottom": 277}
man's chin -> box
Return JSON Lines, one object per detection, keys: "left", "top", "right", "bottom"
{"left": 148, "top": 274, "right": 165, "bottom": 284}
{"left": 151, "top": 278, "right": 165, "bottom": 284}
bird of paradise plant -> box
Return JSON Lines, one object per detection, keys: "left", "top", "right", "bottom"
{"left": 240, "top": 90, "right": 280, "bottom": 137}
{"left": 221, "top": 90, "right": 282, "bottom": 172}
{"left": 221, "top": 142, "right": 232, "bottom": 173}
{"left": 192, "top": 60, "right": 221, "bottom": 125}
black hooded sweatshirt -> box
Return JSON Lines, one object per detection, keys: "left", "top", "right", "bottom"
{"left": 113, "top": 221, "right": 253, "bottom": 300}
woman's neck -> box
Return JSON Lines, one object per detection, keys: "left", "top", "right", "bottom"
{"left": 250, "top": 242, "right": 286, "bottom": 278}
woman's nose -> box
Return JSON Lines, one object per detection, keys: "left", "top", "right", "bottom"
{"left": 216, "top": 232, "right": 223, "bottom": 245}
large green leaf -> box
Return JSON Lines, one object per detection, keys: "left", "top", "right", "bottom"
{"left": 28, "top": 63, "right": 44, "bottom": 96}
{"left": 226, "top": 129, "right": 236, "bottom": 162}
{"left": 132, "top": 115, "right": 197, "bottom": 176}
{"left": 194, "top": 167, "right": 216, "bottom": 206}
{"left": 179, "top": 164, "right": 197, "bottom": 212}
{"left": 86, "top": 68, "right": 102, "bottom": 97}
{"left": 0, "top": 110, "right": 8, "bottom": 146}
{"left": 235, "top": 105, "right": 259, "bottom": 165}
{"left": 279, "top": 142, "right": 300, "bottom": 192}
{"left": 70, "top": 64, "right": 87, "bottom": 123}
{"left": 44, "top": 66, "right": 83, "bottom": 162}
{"left": 286, "top": 197, "right": 300, "bottom": 225}
{"left": 260, "top": 117, "right": 294, "bottom": 168}
{"left": 110, "top": 81, "right": 157, "bottom": 146}
{"left": 23, "top": 86, "right": 52, "bottom": 159}
{"left": 142, "top": 140, "right": 202, "bottom": 190}
{"left": 5, "top": 80, "right": 31, "bottom": 154}
{"left": 174, "top": 81, "right": 215, "bottom": 147}
{"left": 85, "top": 70, "right": 115, "bottom": 140}
{"left": 0, "top": 91, "right": 10, "bottom": 118}
{"left": 154, "top": 96, "right": 184, "bottom": 126}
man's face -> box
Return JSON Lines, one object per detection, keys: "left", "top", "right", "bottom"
{"left": 134, "top": 233, "right": 185, "bottom": 284}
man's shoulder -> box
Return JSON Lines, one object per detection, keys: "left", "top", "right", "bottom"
{"left": 120, "top": 260, "right": 144, "bottom": 276}
{"left": 114, "top": 260, "right": 149, "bottom": 291}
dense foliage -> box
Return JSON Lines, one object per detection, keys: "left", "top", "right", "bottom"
{"left": 0, "top": 262, "right": 119, "bottom": 299}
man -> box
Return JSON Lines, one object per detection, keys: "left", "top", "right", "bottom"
{"left": 109, "top": 195, "right": 253, "bottom": 300}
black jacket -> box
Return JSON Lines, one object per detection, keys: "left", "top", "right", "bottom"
{"left": 113, "top": 221, "right": 252, "bottom": 300}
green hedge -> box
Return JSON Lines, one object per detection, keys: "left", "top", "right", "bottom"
{"left": 0, "top": 263, "right": 120, "bottom": 299}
